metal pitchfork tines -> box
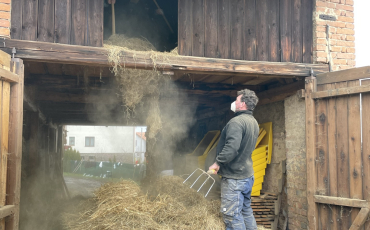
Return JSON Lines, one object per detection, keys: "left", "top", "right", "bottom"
{"left": 183, "top": 168, "right": 216, "bottom": 197}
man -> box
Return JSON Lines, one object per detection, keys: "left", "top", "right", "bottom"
{"left": 209, "top": 89, "right": 259, "bottom": 230}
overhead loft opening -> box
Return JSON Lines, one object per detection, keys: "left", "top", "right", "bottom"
{"left": 103, "top": 0, "right": 178, "bottom": 52}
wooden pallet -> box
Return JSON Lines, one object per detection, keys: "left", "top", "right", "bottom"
{"left": 252, "top": 192, "right": 278, "bottom": 228}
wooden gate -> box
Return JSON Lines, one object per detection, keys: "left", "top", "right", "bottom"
{"left": 305, "top": 67, "right": 370, "bottom": 230}
{"left": 0, "top": 50, "right": 24, "bottom": 230}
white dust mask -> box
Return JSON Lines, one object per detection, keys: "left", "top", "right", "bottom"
{"left": 230, "top": 101, "right": 236, "bottom": 112}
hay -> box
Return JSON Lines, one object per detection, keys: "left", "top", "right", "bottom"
{"left": 104, "top": 34, "right": 179, "bottom": 138}
{"left": 63, "top": 176, "right": 224, "bottom": 230}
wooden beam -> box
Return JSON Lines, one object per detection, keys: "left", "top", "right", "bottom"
{"left": 312, "top": 84, "right": 370, "bottom": 99}
{"left": 314, "top": 195, "right": 369, "bottom": 208}
{"left": 349, "top": 208, "right": 370, "bottom": 230}
{"left": 1, "top": 38, "right": 329, "bottom": 77}
{"left": 316, "top": 66, "right": 370, "bottom": 85}
{"left": 23, "top": 93, "right": 47, "bottom": 123}
{"left": 0, "top": 68, "right": 19, "bottom": 83}
{"left": 257, "top": 80, "right": 305, "bottom": 105}
{"left": 6, "top": 58, "right": 24, "bottom": 230}
{"left": 305, "top": 76, "right": 318, "bottom": 230}
{"left": 0, "top": 205, "right": 15, "bottom": 219}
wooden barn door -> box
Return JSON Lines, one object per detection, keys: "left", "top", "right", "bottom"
{"left": 305, "top": 67, "right": 370, "bottom": 230}
{"left": 0, "top": 50, "right": 24, "bottom": 230}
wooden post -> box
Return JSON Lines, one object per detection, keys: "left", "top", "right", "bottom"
{"left": 28, "top": 111, "right": 39, "bottom": 176}
{"left": 6, "top": 58, "right": 24, "bottom": 230}
{"left": 305, "top": 76, "right": 318, "bottom": 230}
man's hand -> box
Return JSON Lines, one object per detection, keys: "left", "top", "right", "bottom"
{"left": 208, "top": 162, "right": 220, "bottom": 175}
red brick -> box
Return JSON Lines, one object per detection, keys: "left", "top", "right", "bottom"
{"left": 330, "top": 0, "right": 340, "bottom": 2}
{"left": 0, "top": 27, "right": 9, "bottom": 36}
{"left": 337, "top": 28, "right": 354, "bottom": 35}
{"left": 345, "top": 11, "right": 354, "bottom": 17}
{"left": 333, "top": 59, "right": 347, "bottom": 65}
{"left": 316, "top": 51, "right": 327, "bottom": 58}
{"left": 330, "top": 46, "right": 342, "bottom": 52}
{"left": 346, "top": 35, "right": 355, "bottom": 41}
{"left": 316, "top": 57, "right": 328, "bottom": 63}
{"left": 336, "top": 40, "right": 354, "bottom": 47}
{"left": 346, "top": 47, "right": 355, "bottom": 53}
{"left": 0, "top": 3, "right": 10, "bottom": 11}
{"left": 348, "top": 60, "right": 356, "bottom": 66}
{"left": 336, "top": 4, "right": 354, "bottom": 11}
{"left": 316, "top": 38, "right": 327, "bottom": 45}
{"left": 326, "top": 2, "right": 336, "bottom": 8}
{"left": 316, "top": 26, "right": 326, "bottom": 32}
{"left": 316, "top": 45, "right": 326, "bottom": 51}
{"left": 337, "top": 53, "right": 355, "bottom": 59}
{"left": 0, "top": 11, "right": 10, "bottom": 20}
{"left": 338, "top": 16, "right": 354, "bottom": 23}
{"left": 346, "top": 23, "right": 354, "bottom": 29}
{"left": 316, "top": 1, "right": 327, "bottom": 7}
{"left": 0, "top": 19, "right": 9, "bottom": 27}
{"left": 346, "top": 0, "right": 354, "bottom": 5}
{"left": 330, "top": 34, "right": 345, "bottom": 40}
{"left": 332, "top": 21, "right": 346, "bottom": 28}
{"left": 316, "top": 6, "right": 327, "bottom": 13}
{"left": 0, "top": 0, "right": 11, "bottom": 4}
{"left": 316, "top": 32, "right": 326, "bottom": 38}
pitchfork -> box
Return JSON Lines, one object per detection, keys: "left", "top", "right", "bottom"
{"left": 183, "top": 168, "right": 216, "bottom": 197}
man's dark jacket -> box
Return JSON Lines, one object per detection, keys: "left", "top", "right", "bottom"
{"left": 215, "top": 110, "right": 259, "bottom": 179}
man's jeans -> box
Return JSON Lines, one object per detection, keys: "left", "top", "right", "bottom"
{"left": 220, "top": 176, "right": 257, "bottom": 230}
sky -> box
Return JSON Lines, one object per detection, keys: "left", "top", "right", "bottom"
{"left": 354, "top": 0, "right": 370, "bottom": 67}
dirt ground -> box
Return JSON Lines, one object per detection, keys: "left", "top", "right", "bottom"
{"left": 64, "top": 176, "right": 104, "bottom": 198}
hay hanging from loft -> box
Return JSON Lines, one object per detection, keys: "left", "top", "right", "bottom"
{"left": 63, "top": 176, "right": 224, "bottom": 230}
{"left": 104, "top": 34, "right": 179, "bottom": 138}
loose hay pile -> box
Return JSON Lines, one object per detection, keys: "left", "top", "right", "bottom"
{"left": 63, "top": 176, "right": 224, "bottom": 230}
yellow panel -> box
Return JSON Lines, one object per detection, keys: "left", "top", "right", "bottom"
{"left": 190, "top": 130, "right": 220, "bottom": 156}
{"left": 255, "top": 128, "right": 266, "bottom": 147}
{"left": 254, "top": 169, "right": 266, "bottom": 179}
{"left": 254, "top": 176, "right": 264, "bottom": 185}
{"left": 253, "top": 157, "right": 267, "bottom": 167}
{"left": 259, "top": 122, "right": 273, "bottom": 164}
{"left": 198, "top": 137, "right": 220, "bottom": 168}
{"left": 253, "top": 161, "right": 267, "bottom": 172}
{"left": 252, "top": 183, "right": 262, "bottom": 193}
{"left": 251, "top": 150, "right": 267, "bottom": 162}
{"left": 251, "top": 191, "right": 260, "bottom": 196}
{"left": 252, "top": 145, "right": 268, "bottom": 156}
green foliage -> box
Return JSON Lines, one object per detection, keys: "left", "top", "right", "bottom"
{"left": 64, "top": 148, "right": 81, "bottom": 161}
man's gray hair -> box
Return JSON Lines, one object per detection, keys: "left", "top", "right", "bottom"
{"left": 237, "top": 89, "right": 259, "bottom": 111}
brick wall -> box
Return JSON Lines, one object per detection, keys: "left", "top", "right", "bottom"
{"left": 313, "top": 0, "right": 355, "bottom": 71}
{"left": 0, "top": 0, "right": 10, "bottom": 37}
{"left": 285, "top": 94, "right": 308, "bottom": 230}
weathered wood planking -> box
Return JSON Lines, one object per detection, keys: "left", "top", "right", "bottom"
{"left": 0, "top": 81, "right": 4, "bottom": 230}
{"left": 280, "top": 0, "right": 292, "bottom": 62}
{"left": 55, "top": 0, "right": 71, "bottom": 44}
{"left": 361, "top": 79, "right": 370, "bottom": 229}
{"left": 302, "top": 0, "right": 313, "bottom": 63}
{"left": 292, "top": 0, "right": 303, "bottom": 63}
{"left": 244, "top": 0, "right": 256, "bottom": 61}
{"left": 256, "top": 0, "right": 268, "bottom": 61}
{"left": 230, "top": 0, "right": 244, "bottom": 60}
{"left": 326, "top": 83, "right": 339, "bottom": 230}
{"left": 192, "top": 0, "right": 204, "bottom": 57}
{"left": 268, "top": 0, "right": 280, "bottom": 62}
{"left": 87, "top": 0, "right": 104, "bottom": 47}
{"left": 70, "top": 0, "right": 87, "bottom": 46}
{"left": 6, "top": 59, "right": 24, "bottom": 230}
{"left": 316, "top": 84, "right": 330, "bottom": 229}
{"left": 335, "top": 81, "right": 352, "bottom": 229}
{"left": 38, "top": 0, "right": 55, "bottom": 42}
{"left": 22, "top": 0, "right": 38, "bottom": 41}
{"left": 178, "top": 0, "right": 192, "bottom": 56}
{"left": 217, "top": 0, "right": 230, "bottom": 59}
{"left": 10, "top": 0, "right": 22, "bottom": 39}
{"left": 204, "top": 0, "right": 218, "bottom": 58}
{"left": 347, "top": 80, "right": 363, "bottom": 228}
